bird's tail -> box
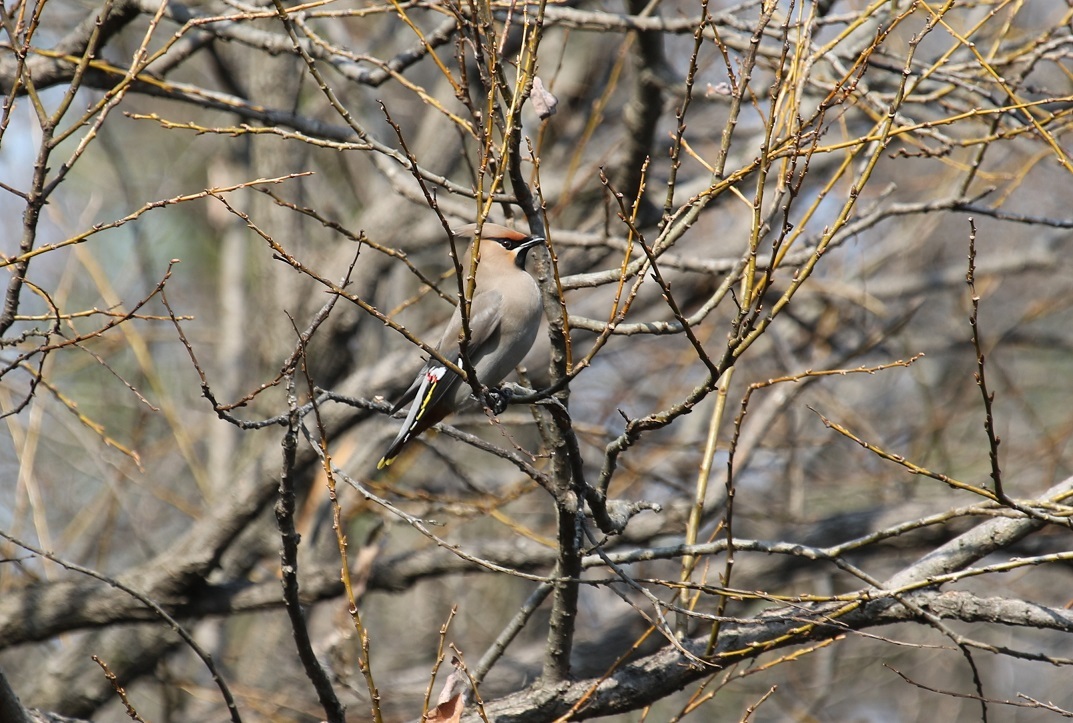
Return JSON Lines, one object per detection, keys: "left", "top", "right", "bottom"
{"left": 377, "top": 364, "right": 448, "bottom": 469}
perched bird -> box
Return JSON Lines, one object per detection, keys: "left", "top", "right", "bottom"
{"left": 377, "top": 223, "right": 545, "bottom": 469}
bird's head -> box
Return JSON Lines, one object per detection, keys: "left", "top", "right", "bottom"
{"left": 454, "top": 223, "right": 546, "bottom": 269}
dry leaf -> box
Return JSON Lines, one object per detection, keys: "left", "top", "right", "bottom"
{"left": 531, "top": 76, "right": 558, "bottom": 119}
{"left": 426, "top": 657, "right": 470, "bottom": 723}
{"left": 426, "top": 693, "right": 464, "bottom": 723}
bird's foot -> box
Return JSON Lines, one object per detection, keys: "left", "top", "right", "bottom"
{"left": 483, "top": 385, "right": 514, "bottom": 414}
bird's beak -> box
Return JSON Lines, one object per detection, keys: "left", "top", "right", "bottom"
{"left": 513, "top": 235, "right": 545, "bottom": 268}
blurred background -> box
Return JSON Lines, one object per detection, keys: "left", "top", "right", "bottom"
{"left": 1, "top": 0, "right": 1073, "bottom": 720}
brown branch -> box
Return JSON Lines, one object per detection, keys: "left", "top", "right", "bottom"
{"left": 0, "top": 0, "right": 141, "bottom": 95}
{"left": 966, "top": 218, "right": 1004, "bottom": 500}
{"left": 0, "top": 531, "right": 243, "bottom": 722}
{"left": 276, "top": 364, "right": 345, "bottom": 722}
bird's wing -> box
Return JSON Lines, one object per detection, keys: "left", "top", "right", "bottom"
{"left": 377, "top": 292, "right": 506, "bottom": 469}
{"left": 389, "top": 290, "right": 504, "bottom": 412}
{"left": 464, "top": 290, "right": 505, "bottom": 354}
{"left": 435, "top": 290, "right": 503, "bottom": 356}
{"left": 378, "top": 363, "right": 449, "bottom": 469}
{"left": 412, "top": 290, "right": 505, "bottom": 414}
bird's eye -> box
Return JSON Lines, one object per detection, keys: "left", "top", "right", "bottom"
{"left": 498, "top": 238, "right": 518, "bottom": 250}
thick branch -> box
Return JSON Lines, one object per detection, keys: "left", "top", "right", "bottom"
{"left": 0, "top": 0, "right": 141, "bottom": 94}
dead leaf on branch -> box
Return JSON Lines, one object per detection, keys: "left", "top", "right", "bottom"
{"left": 426, "top": 657, "right": 470, "bottom": 723}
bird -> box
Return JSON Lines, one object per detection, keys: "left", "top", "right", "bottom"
{"left": 377, "top": 222, "right": 546, "bottom": 470}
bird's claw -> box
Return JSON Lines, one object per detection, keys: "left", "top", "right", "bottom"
{"left": 483, "top": 385, "right": 514, "bottom": 414}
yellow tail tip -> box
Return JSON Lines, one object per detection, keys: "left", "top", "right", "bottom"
{"left": 376, "top": 456, "right": 392, "bottom": 470}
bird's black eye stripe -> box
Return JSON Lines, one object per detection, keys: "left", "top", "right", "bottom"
{"left": 497, "top": 238, "right": 518, "bottom": 250}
